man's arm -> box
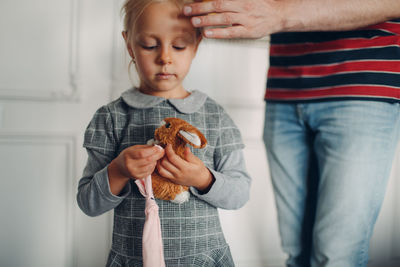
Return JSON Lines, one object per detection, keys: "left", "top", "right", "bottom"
{"left": 184, "top": 0, "right": 400, "bottom": 39}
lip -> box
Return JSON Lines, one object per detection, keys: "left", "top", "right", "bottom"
{"left": 156, "top": 72, "right": 174, "bottom": 80}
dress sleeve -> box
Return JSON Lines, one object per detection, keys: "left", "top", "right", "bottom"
{"left": 190, "top": 149, "right": 251, "bottom": 210}
{"left": 190, "top": 105, "right": 250, "bottom": 209}
{"left": 213, "top": 105, "right": 245, "bottom": 158}
{"left": 76, "top": 106, "right": 131, "bottom": 217}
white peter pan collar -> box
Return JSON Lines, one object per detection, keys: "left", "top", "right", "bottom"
{"left": 121, "top": 88, "right": 208, "bottom": 114}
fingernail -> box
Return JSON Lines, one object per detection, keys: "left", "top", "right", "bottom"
{"left": 184, "top": 6, "right": 192, "bottom": 15}
{"left": 155, "top": 145, "right": 163, "bottom": 151}
{"left": 204, "top": 30, "right": 213, "bottom": 37}
{"left": 192, "top": 17, "right": 201, "bottom": 25}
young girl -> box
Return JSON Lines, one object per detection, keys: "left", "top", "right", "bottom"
{"left": 77, "top": 0, "right": 251, "bottom": 266}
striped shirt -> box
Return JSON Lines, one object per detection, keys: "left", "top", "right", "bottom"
{"left": 266, "top": 19, "right": 400, "bottom": 102}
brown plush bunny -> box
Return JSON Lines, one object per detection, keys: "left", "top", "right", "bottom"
{"left": 147, "top": 117, "right": 207, "bottom": 203}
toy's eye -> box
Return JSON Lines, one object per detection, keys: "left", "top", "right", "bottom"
{"left": 165, "top": 122, "right": 171, "bottom": 128}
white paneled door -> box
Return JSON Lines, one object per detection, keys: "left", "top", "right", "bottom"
{"left": 0, "top": 0, "right": 115, "bottom": 266}
{"left": 1, "top": 0, "right": 399, "bottom": 267}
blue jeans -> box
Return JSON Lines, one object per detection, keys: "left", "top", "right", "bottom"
{"left": 263, "top": 100, "right": 400, "bottom": 267}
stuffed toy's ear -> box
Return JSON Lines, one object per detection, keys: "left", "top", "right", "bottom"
{"left": 154, "top": 117, "right": 207, "bottom": 149}
{"left": 178, "top": 125, "right": 207, "bottom": 148}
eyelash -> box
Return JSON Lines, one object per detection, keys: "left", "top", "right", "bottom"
{"left": 140, "top": 45, "right": 186, "bottom": 51}
{"left": 141, "top": 45, "right": 157, "bottom": 50}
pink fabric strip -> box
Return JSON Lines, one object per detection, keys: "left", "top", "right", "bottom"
{"left": 135, "top": 175, "right": 166, "bottom": 267}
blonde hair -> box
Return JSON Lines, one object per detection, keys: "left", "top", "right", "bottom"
{"left": 121, "top": 0, "right": 199, "bottom": 43}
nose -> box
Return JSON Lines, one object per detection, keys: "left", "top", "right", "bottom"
{"left": 157, "top": 46, "right": 172, "bottom": 65}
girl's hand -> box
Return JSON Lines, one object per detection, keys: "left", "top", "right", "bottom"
{"left": 108, "top": 145, "right": 164, "bottom": 195}
{"left": 157, "top": 144, "right": 215, "bottom": 192}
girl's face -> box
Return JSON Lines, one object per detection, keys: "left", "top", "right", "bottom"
{"left": 124, "top": 2, "right": 201, "bottom": 98}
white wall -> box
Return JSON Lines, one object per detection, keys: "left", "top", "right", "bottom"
{"left": 0, "top": 0, "right": 399, "bottom": 266}
{"left": 185, "top": 39, "right": 288, "bottom": 266}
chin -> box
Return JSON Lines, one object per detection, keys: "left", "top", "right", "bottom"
{"left": 140, "top": 86, "right": 180, "bottom": 97}
{"left": 151, "top": 82, "right": 181, "bottom": 92}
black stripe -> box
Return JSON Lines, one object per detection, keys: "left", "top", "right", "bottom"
{"left": 267, "top": 72, "right": 400, "bottom": 89}
{"left": 270, "top": 46, "right": 400, "bottom": 66}
{"left": 270, "top": 30, "right": 394, "bottom": 44}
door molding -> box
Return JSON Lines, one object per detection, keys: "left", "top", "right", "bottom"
{"left": 0, "top": 132, "right": 77, "bottom": 267}
{"left": 0, "top": 0, "right": 81, "bottom": 101}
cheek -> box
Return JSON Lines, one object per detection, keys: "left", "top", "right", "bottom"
{"left": 177, "top": 50, "right": 196, "bottom": 73}
{"left": 134, "top": 52, "right": 154, "bottom": 75}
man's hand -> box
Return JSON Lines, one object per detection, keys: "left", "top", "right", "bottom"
{"left": 183, "top": 0, "right": 286, "bottom": 39}
{"left": 183, "top": 0, "right": 400, "bottom": 39}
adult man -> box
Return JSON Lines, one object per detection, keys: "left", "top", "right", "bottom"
{"left": 184, "top": 1, "right": 400, "bottom": 266}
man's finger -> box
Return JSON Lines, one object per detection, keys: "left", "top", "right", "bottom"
{"left": 183, "top": 0, "right": 239, "bottom": 16}
{"left": 191, "top": 12, "right": 239, "bottom": 28}
{"left": 203, "top": 25, "right": 248, "bottom": 39}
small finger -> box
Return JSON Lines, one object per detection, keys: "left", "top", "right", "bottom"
{"left": 134, "top": 147, "right": 165, "bottom": 165}
{"left": 183, "top": 147, "right": 196, "bottom": 163}
{"left": 133, "top": 153, "right": 162, "bottom": 168}
{"left": 157, "top": 162, "right": 175, "bottom": 179}
{"left": 165, "top": 144, "right": 185, "bottom": 167}
{"left": 127, "top": 162, "right": 156, "bottom": 178}
{"left": 159, "top": 156, "right": 180, "bottom": 176}
{"left": 149, "top": 146, "right": 165, "bottom": 161}
{"left": 129, "top": 145, "right": 161, "bottom": 159}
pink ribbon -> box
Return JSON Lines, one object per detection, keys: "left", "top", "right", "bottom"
{"left": 135, "top": 175, "right": 166, "bottom": 267}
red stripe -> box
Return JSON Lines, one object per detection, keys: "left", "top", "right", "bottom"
{"left": 364, "top": 21, "right": 400, "bottom": 35}
{"left": 270, "top": 35, "right": 400, "bottom": 56}
{"left": 265, "top": 85, "right": 400, "bottom": 100}
{"left": 268, "top": 60, "right": 400, "bottom": 78}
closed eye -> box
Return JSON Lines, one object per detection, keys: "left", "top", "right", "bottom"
{"left": 173, "top": 46, "right": 186, "bottom": 50}
{"left": 141, "top": 45, "right": 157, "bottom": 50}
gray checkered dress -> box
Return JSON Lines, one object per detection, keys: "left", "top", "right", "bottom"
{"left": 81, "top": 88, "right": 246, "bottom": 267}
